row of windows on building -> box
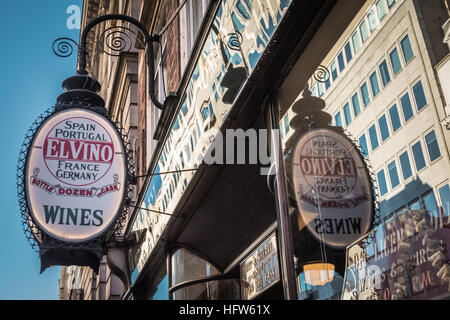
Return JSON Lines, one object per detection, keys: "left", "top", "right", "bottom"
{"left": 280, "top": 30, "right": 414, "bottom": 140}
{"left": 375, "top": 128, "right": 442, "bottom": 198}
{"left": 357, "top": 76, "right": 427, "bottom": 159}
{"left": 310, "top": 0, "right": 399, "bottom": 99}
{"left": 333, "top": 33, "right": 415, "bottom": 129}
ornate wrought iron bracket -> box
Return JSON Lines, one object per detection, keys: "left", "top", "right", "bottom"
{"left": 53, "top": 14, "right": 165, "bottom": 110}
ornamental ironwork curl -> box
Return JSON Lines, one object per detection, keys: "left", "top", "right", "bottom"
{"left": 98, "top": 25, "right": 144, "bottom": 57}
{"left": 52, "top": 37, "right": 79, "bottom": 58}
{"left": 224, "top": 32, "right": 243, "bottom": 51}
{"left": 17, "top": 103, "right": 136, "bottom": 252}
{"left": 313, "top": 65, "right": 330, "bottom": 84}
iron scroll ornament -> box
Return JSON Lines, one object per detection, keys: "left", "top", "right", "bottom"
{"left": 53, "top": 14, "right": 165, "bottom": 110}
{"left": 17, "top": 103, "right": 135, "bottom": 253}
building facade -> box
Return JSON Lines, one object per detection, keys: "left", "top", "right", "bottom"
{"left": 59, "top": 0, "right": 450, "bottom": 300}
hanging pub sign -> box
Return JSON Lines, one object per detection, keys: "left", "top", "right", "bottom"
{"left": 240, "top": 233, "right": 280, "bottom": 300}
{"left": 24, "top": 108, "right": 127, "bottom": 243}
{"left": 291, "top": 128, "right": 374, "bottom": 248}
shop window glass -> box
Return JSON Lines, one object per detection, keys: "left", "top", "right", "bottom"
{"left": 338, "top": 51, "right": 345, "bottom": 72}
{"left": 438, "top": 184, "right": 450, "bottom": 216}
{"left": 388, "top": 160, "right": 400, "bottom": 188}
{"left": 389, "top": 48, "right": 402, "bottom": 75}
{"left": 360, "top": 82, "right": 371, "bottom": 106}
{"left": 369, "top": 71, "right": 380, "bottom": 97}
{"left": 412, "top": 141, "right": 426, "bottom": 171}
{"left": 331, "top": 61, "right": 338, "bottom": 81}
{"left": 369, "top": 124, "right": 379, "bottom": 151}
{"left": 343, "top": 103, "right": 352, "bottom": 126}
{"left": 425, "top": 130, "right": 441, "bottom": 162}
{"left": 344, "top": 42, "right": 353, "bottom": 63}
{"left": 388, "top": 104, "right": 401, "bottom": 132}
{"left": 297, "top": 271, "right": 344, "bottom": 300}
{"left": 379, "top": 60, "right": 391, "bottom": 86}
{"left": 400, "top": 34, "right": 414, "bottom": 64}
{"left": 377, "top": 169, "right": 388, "bottom": 196}
{"left": 412, "top": 80, "right": 427, "bottom": 111}
{"left": 376, "top": 0, "right": 387, "bottom": 20}
{"left": 334, "top": 112, "right": 343, "bottom": 127}
{"left": 352, "top": 31, "right": 361, "bottom": 53}
{"left": 400, "top": 92, "right": 414, "bottom": 122}
{"left": 378, "top": 114, "right": 390, "bottom": 141}
{"left": 351, "top": 92, "right": 361, "bottom": 117}
{"left": 387, "top": 0, "right": 396, "bottom": 8}
{"left": 399, "top": 151, "right": 413, "bottom": 180}
{"left": 368, "top": 9, "right": 379, "bottom": 32}
{"left": 171, "top": 248, "right": 222, "bottom": 300}
{"left": 359, "top": 134, "right": 369, "bottom": 157}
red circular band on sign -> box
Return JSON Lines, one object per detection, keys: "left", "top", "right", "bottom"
{"left": 43, "top": 116, "right": 114, "bottom": 187}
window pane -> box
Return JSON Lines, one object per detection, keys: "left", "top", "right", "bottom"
{"left": 423, "top": 191, "right": 439, "bottom": 218}
{"left": 351, "top": 93, "right": 361, "bottom": 117}
{"left": 389, "top": 48, "right": 402, "bottom": 75}
{"left": 331, "top": 61, "right": 338, "bottom": 81}
{"left": 409, "top": 198, "right": 421, "bottom": 210}
{"left": 359, "top": 134, "right": 369, "bottom": 157}
{"left": 360, "top": 21, "right": 369, "bottom": 43}
{"left": 412, "top": 80, "right": 427, "bottom": 111}
{"left": 343, "top": 103, "right": 352, "bottom": 126}
{"left": 368, "top": 9, "right": 379, "bottom": 32}
{"left": 370, "top": 71, "right": 380, "bottom": 97}
{"left": 352, "top": 31, "right": 361, "bottom": 53}
{"left": 325, "top": 74, "right": 331, "bottom": 90}
{"left": 378, "top": 114, "right": 390, "bottom": 141}
{"left": 379, "top": 60, "right": 391, "bottom": 86}
{"left": 438, "top": 184, "right": 450, "bottom": 216}
{"left": 387, "top": 0, "right": 396, "bottom": 8}
{"left": 344, "top": 42, "right": 353, "bottom": 63}
{"left": 369, "top": 124, "right": 379, "bottom": 150}
{"left": 388, "top": 160, "right": 400, "bottom": 188}
{"left": 425, "top": 130, "right": 441, "bottom": 162}
{"left": 399, "top": 151, "right": 413, "bottom": 180}
{"left": 360, "top": 82, "right": 371, "bottom": 106}
{"left": 311, "top": 85, "right": 318, "bottom": 97}
{"left": 400, "top": 92, "right": 414, "bottom": 122}
{"left": 412, "top": 141, "right": 426, "bottom": 171}
{"left": 376, "top": 0, "right": 387, "bottom": 20}
{"left": 400, "top": 34, "right": 414, "bottom": 64}
{"left": 318, "top": 82, "right": 324, "bottom": 97}
{"left": 334, "top": 112, "right": 343, "bottom": 127}
{"left": 377, "top": 169, "right": 388, "bottom": 196}
{"left": 338, "top": 51, "right": 345, "bottom": 72}
{"left": 389, "top": 104, "right": 401, "bottom": 132}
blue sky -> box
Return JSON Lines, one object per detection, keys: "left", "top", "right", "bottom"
{"left": 0, "top": 1, "right": 82, "bottom": 300}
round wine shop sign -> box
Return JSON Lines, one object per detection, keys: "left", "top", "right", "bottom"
{"left": 25, "top": 108, "right": 127, "bottom": 243}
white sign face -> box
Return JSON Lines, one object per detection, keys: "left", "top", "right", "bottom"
{"left": 292, "top": 128, "right": 373, "bottom": 248}
{"left": 25, "top": 108, "right": 126, "bottom": 242}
